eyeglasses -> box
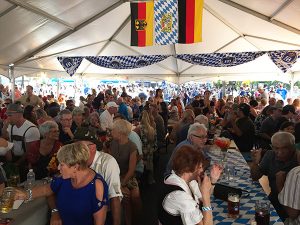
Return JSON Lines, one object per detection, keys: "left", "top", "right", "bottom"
{"left": 193, "top": 134, "right": 208, "bottom": 139}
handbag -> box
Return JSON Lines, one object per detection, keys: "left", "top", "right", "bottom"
{"left": 213, "top": 183, "right": 249, "bottom": 201}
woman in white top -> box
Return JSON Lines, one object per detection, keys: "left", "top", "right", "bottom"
{"left": 158, "top": 145, "right": 222, "bottom": 225}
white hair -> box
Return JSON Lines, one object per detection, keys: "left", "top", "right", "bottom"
{"left": 271, "top": 131, "right": 295, "bottom": 147}
{"left": 187, "top": 123, "right": 207, "bottom": 138}
{"left": 194, "top": 115, "right": 209, "bottom": 128}
{"left": 39, "top": 121, "right": 58, "bottom": 137}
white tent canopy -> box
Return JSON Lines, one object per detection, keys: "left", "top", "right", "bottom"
{"left": 1, "top": 0, "right": 300, "bottom": 84}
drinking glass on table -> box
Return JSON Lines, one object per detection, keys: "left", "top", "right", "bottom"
{"left": 218, "top": 149, "right": 228, "bottom": 167}
{"left": 6, "top": 164, "right": 20, "bottom": 188}
{"left": 0, "top": 187, "right": 15, "bottom": 213}
{"left": 225, "top": 164, "right": 236, "bottom": 180}
{"left": 255, "top": 200, "right": 270, "bottom": 225}
{"left": 227, "top": 193, "right": 240, "bottom": 218}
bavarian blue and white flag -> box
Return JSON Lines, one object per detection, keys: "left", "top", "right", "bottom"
{"left": 267, "top": 50, "right": 300, "bottom": 73}
{"left": 176, "top": 52, "right": 265, "bottom": 67}
{"left": 154, "top": 0, "right": 178, "bottom": 45}
{"left": 85, "top": 55, "right": 170, "bottom": 69}
{"left": 57, "top": 57, "right": 83, "bottom": 76}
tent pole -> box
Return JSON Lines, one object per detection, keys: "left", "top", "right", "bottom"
{"left": 21, "top": 75, "right": 24, "bottom": 89}
{"left": 218, "top": 0, "right": 300, "bottom": 35}
{"left": 81, "top": 15, "right": 131, "bottom": 75}
{"left": 290, "top": 72, "right": 295, "bottom": 99}
{"left": 57, "top": 79, "right": 60, "bottom": 99}
{"left": 222, "top": 81, "right": 226, "bottom": 98}
{"left": 13, "top": 0, "right": 125, "bottom": 65}
{"left": 8, "top": 64, "right": 15, "bottom": 102}
{"left": 7, "top": 0, "right": 74, "bottom": 29}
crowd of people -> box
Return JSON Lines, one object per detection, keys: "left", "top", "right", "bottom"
{"left": 0, "top": 81, "right": 297, "bottom": 225}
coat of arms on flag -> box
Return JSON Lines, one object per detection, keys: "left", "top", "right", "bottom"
{"left": 154, "top": 0, "right": 178, "bottom": 45}
{"left": 161, "top": 13, "right": 172, "bottom": 33}
{"left": 135, "top": 19, "right": 147, "bottom": 31}
{"left": 131, "top": 1, "right": 154, "bottom": 47}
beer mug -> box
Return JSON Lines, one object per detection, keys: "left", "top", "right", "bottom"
{"left": 7, "top": 175, "right": 20, "bottom": 187}
{"left": 0, "top": 187, "right": 15, "bottom": 213}
{"left": 255, "top": 200, "right": 270, "bottom": 225}
{"left": 227, "top": 193, "right": 240, "bottom": 218}
{"left": 4, "top": 164, "right": 20, "bottom": 188}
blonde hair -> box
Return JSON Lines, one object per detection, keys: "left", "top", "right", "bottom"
{"left": 141, "top": 111, "right": 155, "bottom": 142}
{"left": 57, "top": 143, "right": 90, "bottom": 169}
{"left": 112, "top": 119, "right": 132, "bottom": 136}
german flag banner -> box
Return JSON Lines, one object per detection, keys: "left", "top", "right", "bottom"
{"left": 178, "top": 0, "right": 203, "bottom": 44}
{"left": 131, "top": 1, "right": 154, "bottom": 47}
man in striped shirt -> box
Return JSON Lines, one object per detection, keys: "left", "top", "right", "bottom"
{"left": 278, "top": 165, "right": 300, "bottom": 225}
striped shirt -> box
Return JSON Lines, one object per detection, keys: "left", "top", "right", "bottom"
{"left": 278, "top": 166, "right": 300, "bottom": 225}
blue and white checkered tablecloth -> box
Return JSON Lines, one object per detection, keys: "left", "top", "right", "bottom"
{"left": 207, "top": 149, "right": 283, "bottom": 225}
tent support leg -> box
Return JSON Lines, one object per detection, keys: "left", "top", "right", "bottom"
{"left": 290, "top": 72, "right": 295, "bottom": 99}
{"left": 57, "top": 79, "right": 60, "bottom": 99}
{"left": 222, "top": 81, "right": 226, "bottom": 99}
{"left": 8, "top": 64, "right": 15, "bottom": 102}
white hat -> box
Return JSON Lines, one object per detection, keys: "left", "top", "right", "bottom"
{"left": 107, "top": 101, "right": 118, "bottom": 108}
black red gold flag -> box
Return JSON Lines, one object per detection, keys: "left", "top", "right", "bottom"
{"left": 178, "top": 0, "right": 203, "bottom": 44}
{"left": 131, "top": 1, "right": 154, "bottom": 47}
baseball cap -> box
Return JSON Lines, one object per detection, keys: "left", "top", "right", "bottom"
{"left": 71, "top": 127, "right": 103, "bottom": 150}
{"left": 106, "top": 101, "right": 118, "bottom": 108}
{"left": 6, "top": 103, "right": 24, "bottom": 115}
{"left": 238, "top": 103, "right": 250, "bottom": 116}
{"left": 282, "top": 105, "right": 296, "bottom": 115}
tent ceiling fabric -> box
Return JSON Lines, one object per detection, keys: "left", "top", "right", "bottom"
{"left": 1, "top": 0, "right": 300, "bottom": 83}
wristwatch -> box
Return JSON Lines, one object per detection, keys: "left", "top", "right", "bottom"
{"left": 51, "top": 208, "right": 59, "bottom": 214}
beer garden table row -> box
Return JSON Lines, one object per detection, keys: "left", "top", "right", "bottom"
{"left": 207, "top": 147, "right": 283, "bottom": 225}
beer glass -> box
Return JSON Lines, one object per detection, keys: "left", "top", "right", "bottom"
{"left": 7, "top": 175, "right": 20, "bottom": 187}
{"left": 225, "top": 165, "right": 236, "bottom": 180}
{"left": 227, "top": 193, "right": 240, "bottom": 218}
{"left": 4, "top": 163, "right": 20, "bottom": 187}
{"left": 0, "top": 187, "right": 15, "bottom": 213}
{"left": 255, "top": 200, "right": 270, "bottom": 225}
